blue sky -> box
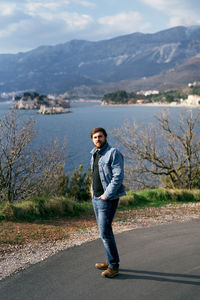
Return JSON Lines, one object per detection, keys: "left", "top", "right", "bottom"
{"left": 0, "top": 0, "right": 200, "bottom": 54}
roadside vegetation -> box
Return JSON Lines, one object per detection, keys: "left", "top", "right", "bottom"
{"left": 1, "top": 188, "right": 200, "bottom": 249}
{"left": 0, "top": 109, "right": 200, "bottom": 248}
{"left": 1, "top": 188, "right": 200, "bottom": 222}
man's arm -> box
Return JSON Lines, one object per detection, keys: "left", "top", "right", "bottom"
{"left": 100, "top": 149, "right": 124, "bottom": 200}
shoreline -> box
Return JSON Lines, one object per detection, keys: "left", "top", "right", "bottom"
{"left": 101, "top": 103, "right": 200, "bottom": 108}
{"left": 0, "top": 99, "right": 199, "bottom": 108}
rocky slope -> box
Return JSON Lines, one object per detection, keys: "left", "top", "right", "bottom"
{"left": 0, "top": 26, "right": 200, "bottom": 96}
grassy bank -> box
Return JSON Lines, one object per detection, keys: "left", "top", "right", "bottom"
{"left": 1, "top": 188, "right": 200, "bottom": 222}
{"left": 119, "top": 188, "right": 200, "bottom": 209}
{"left": 0, "top": 196, "right": 93, "bottom": 222}
{"left": 0, "top": 188, "right": 200, "bottom": 249}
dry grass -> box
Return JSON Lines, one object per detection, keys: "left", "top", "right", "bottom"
{"left": 1, "top": 200, "right": 200, "bottom": 253}
{"left": 0, "top": 216, "right": 96, "bottom": 251}
{"left": 1, "top": 188, "right": 200, "bottom": 255}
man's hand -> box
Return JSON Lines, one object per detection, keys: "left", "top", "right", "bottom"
{"left": 99, "top": 195, "right": 107, "bottom": 200}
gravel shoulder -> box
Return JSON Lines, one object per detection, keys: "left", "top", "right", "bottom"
{"left": 1, "top": 203, "right": 200, "bottom": 281}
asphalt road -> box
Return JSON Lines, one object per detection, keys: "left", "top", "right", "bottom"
{"left": 1, "top": 220, "right": 200, "bottom": 300}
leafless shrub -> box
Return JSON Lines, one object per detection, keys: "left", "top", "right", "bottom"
{"left": 113, "top": 109, "right": 200, "bottom": 191}
{"left": 0, "top": 110, "right": 67, "bottom": 202}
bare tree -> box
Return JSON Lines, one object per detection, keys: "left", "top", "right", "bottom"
{"left": 113, "top": 109, "right": 200, "bottom": 190}
{"left": 0, "top": 110, "right": 66, "bottom": 202}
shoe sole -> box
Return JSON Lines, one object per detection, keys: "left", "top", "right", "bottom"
{"left": 101, "top": 272, "right": 119, "bottom": 278}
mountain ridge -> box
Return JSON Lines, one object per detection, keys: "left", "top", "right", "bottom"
{"left": 0, "top": 25, "right": 200, "bottom": 98}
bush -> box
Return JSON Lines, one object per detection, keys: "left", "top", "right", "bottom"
{"left": 2, "top": 196, "right": 86, "bottom": 221}
{"left": 119, "top": 191, "right": 148, "bottom": 207}
{"left": 67, "top": 165, "right": 91, "bottom": 202}
{"left": 1, "top": 188, "right": 200, "bottom": 222}
{"left": 13, "top": 201, "right": 40, "bottom": 221}
{"left": 168, "top": 189, "right": 200, "bottom": 202}
{"left": 114, "top": 109, "right": 200, "bottom": 190}
{"left": 119, "top": 188, "right": 200, "bottom": 209}
{"left": 138, "top": 189, "right": 172, "bottom": 202}
{"left": 0, "top": 110, "right": 67, "bottom": 203}
{"left": 2, "top": 202, "right": 15, "bottom": 220}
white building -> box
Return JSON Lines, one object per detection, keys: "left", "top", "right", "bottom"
{"left": 15, "top": 97, "right": 37, "bottom": 109}
{"left": 137, "top": 90, "right": 159, "bottom": 96}
{"left": 38, "top": 105, "right": 70, "bottom": 115}
{"left": 184, "top": 95, "right": 200, "bottom": 105}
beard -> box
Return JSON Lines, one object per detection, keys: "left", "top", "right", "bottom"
{"left": 95, "top": 140, "right": 106, "bottom": 149}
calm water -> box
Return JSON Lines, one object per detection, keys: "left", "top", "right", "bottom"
{"left": 0, "top": 102, "right": 194, "bottom": 174}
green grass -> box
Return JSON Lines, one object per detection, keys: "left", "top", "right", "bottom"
{"left": 118, "top": 188, "right": 200, "bottom": 210}
{"left": 1, "top": 196, "right": 93, "bottom": 222}
{"left": 1, "top": 188, "right": 200, "bottom": 222}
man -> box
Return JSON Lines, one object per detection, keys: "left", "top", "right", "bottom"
{"left": 90, "top": 127, "right": 126, "bottom": 278}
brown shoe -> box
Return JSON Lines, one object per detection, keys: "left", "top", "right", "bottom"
{"left": 101, "top": 268, "right": 119, "bottom": 278}
{"left": 95, "top": 262, "right": 109, "bottom": 270}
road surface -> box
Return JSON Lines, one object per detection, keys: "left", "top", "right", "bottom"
{"left": 1, "top": 220, "right": 200, "bottom": 299}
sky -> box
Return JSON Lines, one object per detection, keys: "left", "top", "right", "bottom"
{"left": 0, "top": 0, "right": 200, "bottom": 54}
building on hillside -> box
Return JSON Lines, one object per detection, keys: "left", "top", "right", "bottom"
{"left": 170, "top": 102, "right": 178, "bottom": 106}
{"left": 136, "top": 99, "right": 146, "bottom": 104}
{"left": 38, "top": 105, "right": 70, "bottom": 115}
{"left": 137, "top": 90, "right": 159, "bottom": 96}
{"left": 188, "top": 81, "right": 198, "bottom": 88}
{"left": 184, "top": 95, "right": 200, "bottom": 105}
{"left": 15, "top": 97, "right": 38, "bottom": 109}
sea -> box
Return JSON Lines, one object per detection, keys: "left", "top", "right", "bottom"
{"left": 0, "top": 101, "right": 195, "bottom": 175}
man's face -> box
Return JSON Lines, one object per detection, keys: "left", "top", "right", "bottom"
{"left": 92, "top": 131, "right": 107, "bottom": 149}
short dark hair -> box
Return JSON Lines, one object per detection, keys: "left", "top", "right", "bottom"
{"left": 90, "top": 127, "right": 107, "bottom": 138}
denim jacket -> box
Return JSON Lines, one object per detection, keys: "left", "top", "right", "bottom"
{"left": 90, "top": 142, "right": 126, "bottom": 200}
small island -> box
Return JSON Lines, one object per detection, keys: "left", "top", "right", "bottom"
{"left": 14, "top": 92, "right": 71, "bottom": 115}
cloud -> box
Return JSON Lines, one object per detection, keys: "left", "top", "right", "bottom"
{"left": 0, "top": 1, "right": 95, "bottom": 53}
{"left": 75, "top": 0, "right": 96, "bottom": 8}
{"left": 0, "top": 2, "right": 16, "bottom": 16}
{"left": 61, "top": 0, "right": 95, "bottom": 7}
{"left": 25, "top": 2, "right": 61, "bottom": 16}
{"left": 97, "top": 11, "right": 151, "bottom": 37}
{"left": 141, "top": 0, "right": 200, "bottom": 27}
{"left": 0, "top": 1, "right": 94, "bottom": 38}
{"left": 169, "top": 16, "right": 200, "bottom": 27}
{"left": 24, "top": 0, "right": 95, "bottom": 15}
{"left": 0, "top": 1, "right": 152, "bottom": 53}
{"left": 1, "top": 0, "right": 199, "bottom": 54}
{"left": 61, "top": 12, "right": 93, "bottom": 29}
{"left": 141, "top": 0, "right": 200, "bottom": 11}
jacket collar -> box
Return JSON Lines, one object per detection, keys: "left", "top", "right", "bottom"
{"left": 90, "top": 142, "right": 110, "bottom": 155}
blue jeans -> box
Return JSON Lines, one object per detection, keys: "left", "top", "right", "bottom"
{"left": 92, "top": 196, "right": 119, "bottom": 270}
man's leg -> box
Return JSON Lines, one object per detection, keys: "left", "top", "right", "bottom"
{"left": 92, "top": 196, "right": 109, "bottom": 270}
{"left": 96, "top": 198, "right": 119, "bottom": 270}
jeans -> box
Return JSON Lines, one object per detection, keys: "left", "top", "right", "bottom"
{"left": 92, "top": 196, "right": 119, "bottom": 270}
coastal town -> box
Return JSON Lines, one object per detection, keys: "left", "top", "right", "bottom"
{"left": 101, "top": 81, "right": 200, "bottom": 106}
{"left": 129, "top": 92, "right": 200, "bottom": 106}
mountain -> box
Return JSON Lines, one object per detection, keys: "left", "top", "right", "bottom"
{"left": 95, "top": 54, "right": 200, "bottom": 93}
{"left": 0, "top": 26, "right": 200, "bottom": 97}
